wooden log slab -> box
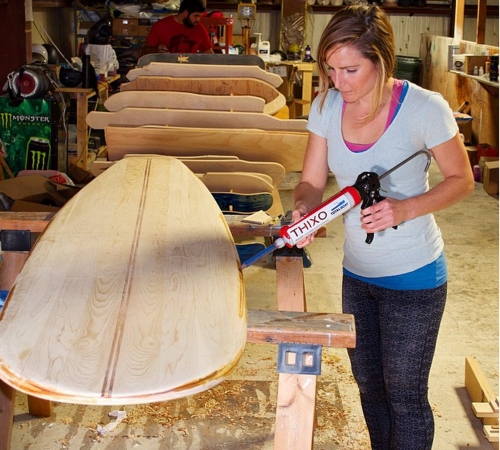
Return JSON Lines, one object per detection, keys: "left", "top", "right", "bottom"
{"left": 127, "top": 62, "right": 283, "bottom": 88}
{"left": 137, "top": 53, "right": 266, "bottom": 69}
{"left": 104, "top": 91, "right": 266, "bottom": 113}
{"left": 105, "top": 126, "right": 308, "bottom": 172}
{"left": 86, "top": 108, "right": 307, "bottom": 132}
{"left": 0, "top": 156, "right": 247, "bottom": 405}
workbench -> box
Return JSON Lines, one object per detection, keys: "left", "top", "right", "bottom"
{"left": 0, "top": 211, "right": 355, "bottom": 450}
{"left": 266, "top": 61, "right": 315, "bottom": 118}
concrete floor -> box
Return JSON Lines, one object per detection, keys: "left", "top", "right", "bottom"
{"left": 8, "top": 161, "right": 499, "bottom": 449}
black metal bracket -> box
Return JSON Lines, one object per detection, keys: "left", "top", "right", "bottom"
{"left": 1, "top": 230, "right": 32, "bottom": 252}
{"left": 276, "top": 343, "right": 322, "bottom": 375}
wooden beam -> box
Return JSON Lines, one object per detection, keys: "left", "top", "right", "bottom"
{"left": 476, "top": 0, "right": 487, "bottom": 44}
{"left": 247, "top": 310, "right": 356, "bottom": 348}
{"left": 454, "top": 0, "right": 465, "bottom": 40}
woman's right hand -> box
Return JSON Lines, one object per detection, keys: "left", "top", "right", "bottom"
{"left": 290, "top": 209, "right": 316, "bottom": 248}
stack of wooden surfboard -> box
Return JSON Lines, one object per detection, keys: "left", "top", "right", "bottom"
{"left": 87, "top": 62, "right": 309, "bottom": 172}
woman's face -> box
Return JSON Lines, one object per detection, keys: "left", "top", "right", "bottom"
{"left": 325, "top": 44, "right": 379, "bottom": 104}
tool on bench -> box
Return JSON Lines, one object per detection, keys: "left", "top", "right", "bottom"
{"left": 240, "top": 150, "right": 431, "bottom": 269}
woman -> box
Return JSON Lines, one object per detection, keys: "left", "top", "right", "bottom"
{"left": 293, "top": 6, "right": 474, "bottom": 450}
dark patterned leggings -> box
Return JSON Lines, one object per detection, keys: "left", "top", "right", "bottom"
{"left": 342, "top": 275, "right": 447, "bottom": 450}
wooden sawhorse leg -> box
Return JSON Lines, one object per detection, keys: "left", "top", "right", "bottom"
{"left": 274, "top": 252, "right": 316, "bottom": 449}
{"left": 0, "top": 231, "right": 53, "bottom": 450}
{"left": 247, "top": 308, "right": 356, "bottom": 450}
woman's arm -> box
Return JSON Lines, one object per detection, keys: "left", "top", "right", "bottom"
{"left": 292, "top": 132, "right": 331, "bottom": 247}
{"left": 361, "top": 132, "right": 475, "bottom": 234}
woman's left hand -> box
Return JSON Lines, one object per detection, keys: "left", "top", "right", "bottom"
{"left": 360, "top": 197, "right": 407, "bottom": 234}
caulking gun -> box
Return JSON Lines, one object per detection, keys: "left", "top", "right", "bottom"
{"left": 240, "top": 150, "right": 431, "bottom": 269}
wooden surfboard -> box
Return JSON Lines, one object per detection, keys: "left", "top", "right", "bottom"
{"left": 86, "top": 108, "right": 307, "bottom": 132}
{"left": 126, "top": 62, "right": 283, "bottom": 88}
{"left": 0, "top": 156, "right": 247, "bottom": 405}
{"left": 120, "top": 76, "right": 281, "bottom": 104}
{"left": 90, "top": 157, "right": 286, "bottom": 188}
{"left": 105, "top": 125, "right": 308, "bottom": 172}
{"left": 137, "top": 53, "right": 266, "bottom": 69}
{"left": 104, "top": 91, "right": 266, "bottom": 113}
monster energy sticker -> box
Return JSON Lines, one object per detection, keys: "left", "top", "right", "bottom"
{"left": 0, "top": 98, "right": 55, "bottom": 175}
{"left": 26, "top": 137, "right": 51, "bottom": 171}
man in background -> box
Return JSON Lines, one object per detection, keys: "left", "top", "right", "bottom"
{"left": 141, "top": 0, "right": 214, "bottom": 55}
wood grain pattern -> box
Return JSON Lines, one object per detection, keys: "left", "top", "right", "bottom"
{"left": 105, "top": 126, "right": 308, "bottom": 172}
{"left": 104, "top": 91, "right": 266, "bottom": 113}
{"left": 86, "top": 108, "right": 307, "bottom": 132}
{"left": 0, "top": 157, "right": 246, "bottom": 405}
{"left": 126, "top": 63, "right": 283, "bottom": 88}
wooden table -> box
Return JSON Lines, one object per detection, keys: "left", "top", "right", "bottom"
{"left": 57, "top": 75, "right": 120, "bottom": 171}
{"left": 0, "top": 211, "right": 354, "bottom": 450}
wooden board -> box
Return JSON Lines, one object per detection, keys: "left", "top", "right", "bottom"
{"left": 197, "top": 172, "right": 274, "bottom": 194}
{"left": 104, "top": 91, "right": 266, "bottom": 113}
{"left": 91, "top": 158, "right": 286, "bottom": 188}
{"left": 127, "top": 62, "right": 283, "bottom": 88}
{"left": 105, "top": 126, "right": 308, "bottom": 172}
{"left": 118, "top": 76, "right": 286, "bottom": 115}
{"left": 137, "top": 53, "right": 266, "bottom": 70}
{"left": 120, "top": 76, "right": 282, "bottom": 104}
{"left": 0, "top": 156, "right": 246, "bottom": 405}
{"left": 86, "top": 108, "right": 307, "bottom": 132}
{"left": 182, "top": 158, "right": 286, "bottom": 187}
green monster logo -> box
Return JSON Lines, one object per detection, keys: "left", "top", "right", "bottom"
{"left": 0, "top": 113, "right": 13, "bottom": 129}
{"left": 26, "top": 137, "right": 50, "bottom": 170}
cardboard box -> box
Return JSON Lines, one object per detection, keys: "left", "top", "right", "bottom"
{"left": 112, "top": 18, "right": 139, "bottom": 36}
{"left": 454, "top": 112, "right": 473, "bottom": 144}
{"left": 452, "top": 54, "right": 470, "bottom": 72}
{"left": 138, "top": 25, "right": 153, "bottom": 37}
{"left": 482, "top": 159, "right": 499, "bottom": 195}
{"left": 465, "top": 55, "right": 488, "bottom": 75}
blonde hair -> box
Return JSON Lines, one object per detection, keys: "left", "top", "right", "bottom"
{"left": 316, "top": 5, "right": 395, "bottom": 121}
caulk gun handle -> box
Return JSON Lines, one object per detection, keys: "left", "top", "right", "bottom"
{"left": 364, "top": 191, "right": 398, "bottom": 245}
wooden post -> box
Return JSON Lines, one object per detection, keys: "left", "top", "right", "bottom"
{"left": 0, "top": 242, "right": 53, "bottom": 443}
{"left": 274, "top": 255, "right": 317, "bottom": 449}
{"left": 275, "top": 256, "right": 306, "bottom": 312}
{"left": 476, "top": 0, "right": 487, "bottom": 44}
{"left": 454, "top": 0, "right": 465, "bottom": 41}
{"left": 0, "top": 381, "right": 15, "bottom": 450}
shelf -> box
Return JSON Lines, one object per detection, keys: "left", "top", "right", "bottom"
{"left": 33, "top": 0, "right": 73, "bottom": 6}
{"left": 450, "top": 70, "right": 499, "bottom": 88}
{"left": 450, "top": 69, "right": 499, "bottom": 98}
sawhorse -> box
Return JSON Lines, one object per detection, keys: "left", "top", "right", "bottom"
{"left": 0, "top": 212, "right": 355, "bottom": 450}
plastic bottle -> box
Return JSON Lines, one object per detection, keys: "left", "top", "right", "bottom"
{"left": 304, "top": 45, "right": 312, "bottom": 62}
{"left": 473, "top": 165, "right": 481, "bottom": 182}
{"left": 489, "top": 55, "right": 498, "bottom": 82}
{"left": 473, "top": 66, "right": 479, "bottom": 76}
